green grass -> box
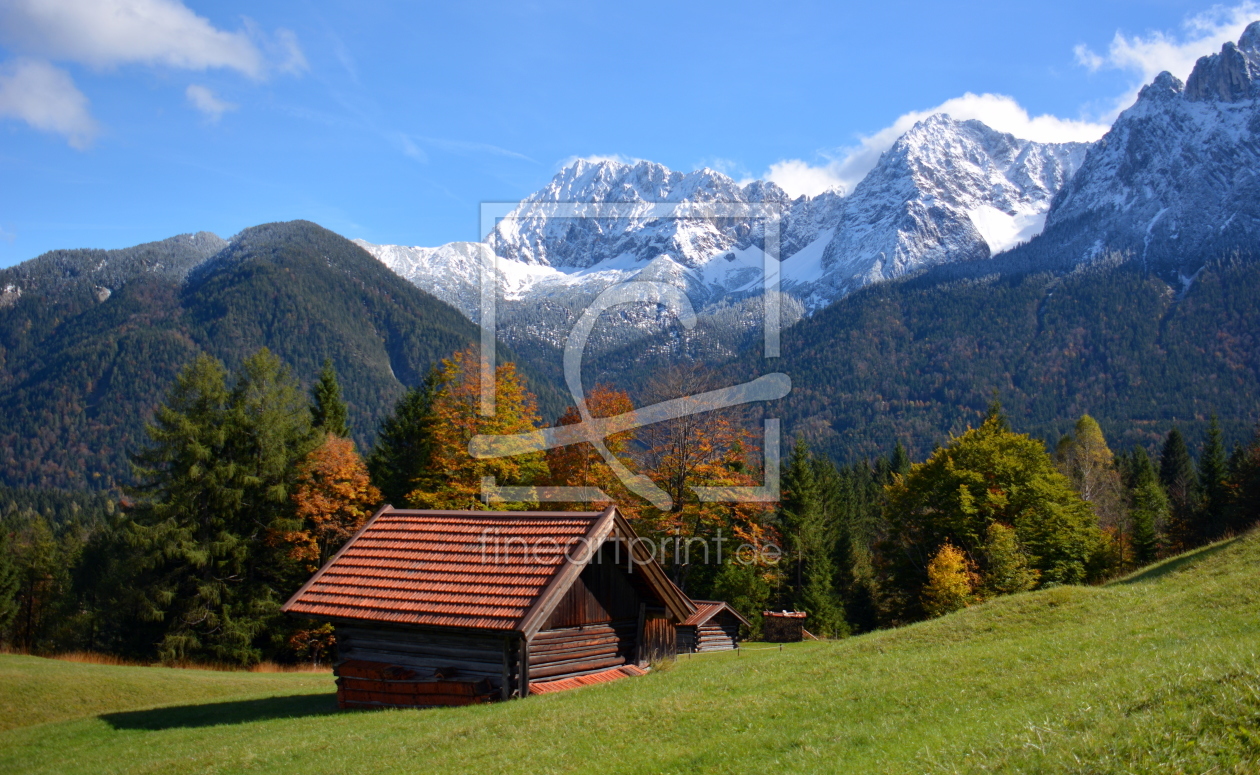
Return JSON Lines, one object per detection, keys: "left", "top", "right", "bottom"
{"left": 4, "top": 532, "right": 1260, "bottom": 774}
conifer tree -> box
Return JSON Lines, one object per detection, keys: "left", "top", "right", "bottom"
{"left": 779, "top": 440, "right": 846, "bottom": 636}
{"left": 1128, "top": 447, "right": 1166, "bottom": 565}
{"left": 0, "top": 532, "right": 19, "bottom": 641}
{"left": 1160, "top": 427, "right": 1198, "bottom": 550}
{"left": 1228, "top": 425, "right": 1260, "bottom": 535}
{"left": 367, "top": 370, "right": 440, "bottom": 506}
{"left": 1197, "top": 415, "right": 1229, "bottom": 542}
{"left": 890, "top": 440, "right": 911, "bottom": 479}
{"left": 129, "top": 349, "right": 317, "bottom": 665}
{"left": 310, "top": 357, "right": 350, "bottom": 438}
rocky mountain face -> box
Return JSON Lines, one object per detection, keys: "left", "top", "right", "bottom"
{"left": 1039, "top": 21, "right": 1260, "bottom": 271}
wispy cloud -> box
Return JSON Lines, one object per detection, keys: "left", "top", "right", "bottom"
{"left": 1074, "top": 1, "right": 1259, "bottom": 112}
{"left": 402, "top": 134, "right": 536, "bottom": 163}
{"left": 760, "top": 93, "right": 1109, "bottom": 198}
{"left": 0, "top": 57, "right": 98, "bottom": 148}
{"left": 185, "top": 84, "right": 235, "bottom": 121}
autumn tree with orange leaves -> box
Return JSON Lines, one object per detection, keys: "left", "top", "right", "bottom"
{"left": 545, "top": 385, "right": 642, "bottom": 517}
{"left": 274, "top": 434, "right": 382, "bottom": 572}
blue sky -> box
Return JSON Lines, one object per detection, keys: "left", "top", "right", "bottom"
{"left": 1, "top": 0, "right": 1257, "bottom": 267}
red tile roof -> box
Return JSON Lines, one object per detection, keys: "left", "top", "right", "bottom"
{"left": 283, "top": 508, "right": 611, "bottom": 632}
{"left": 683, "top": 600, "right": 751, "bottom": 627}
{"left": 529, "top": 664, "right": 647, "bottom": 695}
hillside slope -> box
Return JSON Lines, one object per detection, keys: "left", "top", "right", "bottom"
{"left": 2, "top": 530, "right": 1257, "bottom": 774}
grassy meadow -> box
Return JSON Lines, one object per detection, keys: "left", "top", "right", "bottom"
{"left": 2, "top": 531, "right": 1259, "bottom": 774}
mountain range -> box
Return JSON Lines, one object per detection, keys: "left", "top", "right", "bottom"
{"left": 3, "top": 23, "right": 1260, "bottom": 490}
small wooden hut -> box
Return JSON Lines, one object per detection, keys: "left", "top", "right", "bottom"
{"left": 676, "top": 600, "right": 750, "bottom": 652}
{"left": 761, "top": 610, "right": 808, "bottom": 642}
{"left": 282, "top": 505, "right": 696, "bottom": 709}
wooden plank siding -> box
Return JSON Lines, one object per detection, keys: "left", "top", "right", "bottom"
{"left": 641, "top": 610, "right": 677, "bottom": 663}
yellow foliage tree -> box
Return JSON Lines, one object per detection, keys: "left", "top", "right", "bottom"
{"left": 922, "top": 542, "right": 977, "bottom": 617}
{"left": 406, "top": 347, "right": 548, "bottom": 509}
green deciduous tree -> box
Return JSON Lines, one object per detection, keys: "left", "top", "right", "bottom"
{"left": 980, "top": 521, "right": 1039, "bottom": 596}
{"left": 881, "top": 411, "right": 1104, "bottom": 621}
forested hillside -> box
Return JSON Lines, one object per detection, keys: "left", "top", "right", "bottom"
{"left": 0, "top": 222, "right": 488, "bottom": 490}
{"left": 765, "top": 252, "right": 1260, "bottom": 463}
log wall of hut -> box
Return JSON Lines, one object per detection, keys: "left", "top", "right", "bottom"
{"left": 332, "top": 623, "right": 525, "bottom": 707}
{"left": 694, "top": 613, "right": 740, "bottom": 652}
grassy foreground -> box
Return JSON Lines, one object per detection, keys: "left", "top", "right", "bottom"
{"left": 3, "top": 533, "right": 1259, "bottom": 774}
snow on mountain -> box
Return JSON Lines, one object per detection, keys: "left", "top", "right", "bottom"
{"left": 358, "top": 116, "right": 1092, "bottom": 357}
{"left": 804, "top": 116, "right": 1089, "bottom": 303}
{"left": 1040, "top": 21, "right": 1260, "bottom": 268}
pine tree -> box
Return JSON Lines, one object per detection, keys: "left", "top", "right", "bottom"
{"left": 1159, "top": 427, "right": 1198, "bottom": 551}
{"left": 890, "top": 441, "right": 911, "bottom": 479}
{"left": 129, "top": 349, "right": 318, "bottom": 665}
{"left": 0, "top": 532, "right": 19, "bottom": 642}
{"left": 367, "top": 370, "right": 440, "bottom": 507}
{"left": 1128, "top": 447, "right": 1166, "bottom": 565}
{"left": 310, "top": 357, "right": 350, "bottom": 438}
{"left": 779, "top": 440, "right": 846, "bottom": 636}
{"left": 1197, "top": 415, "right": 1229, "bottom": 542}
{"left": 1228, "top": 425, "right": 1260, "bottom": 535}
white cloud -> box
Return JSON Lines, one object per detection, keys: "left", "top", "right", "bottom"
{"left": 763, "top": 93, "right": 1110, "bottom": 198}
{"left": 0, "top": 0, "right": 305, "bottom": 147}
{"left": 0, "top": 57, "right": 98, "bottom": 148}
{"left": 1075, "top": 2, "right": 1259, "bottom": 111}
{"left": 0, "top": 0, "right": 266, "bottom": 77}
{"left": 185, "top": 84, "right": 235, "bottom": 121}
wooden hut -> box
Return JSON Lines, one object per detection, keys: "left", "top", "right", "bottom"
{"left": 676, "top": 600, "right": 749, "bottom": 652}
{"left": 761, "top": 610, "right": 808, "bottom": 642}
{"left": 282, "top": 505, "right": 695, "bottom": 709}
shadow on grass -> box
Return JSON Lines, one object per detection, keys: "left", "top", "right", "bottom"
{"left": 102, "top": 692, "right": 339, "bottom": 730}
{"left": 1112, "top": 538, "right": 1238, "bottom": 586}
